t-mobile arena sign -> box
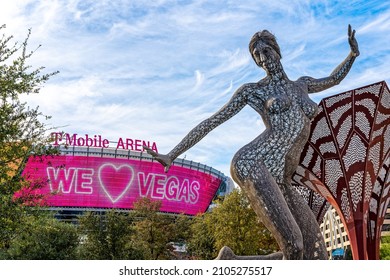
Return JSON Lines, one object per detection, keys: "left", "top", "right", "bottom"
{"left": 50, "top": 132, "right": 158, "bottom": 153}
{"left": 22, "top": 155, "right": 222, "bottom": 215}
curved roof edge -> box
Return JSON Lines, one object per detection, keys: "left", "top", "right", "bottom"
{"left": 57, "top": 145, "right": 228, "bottom": 180}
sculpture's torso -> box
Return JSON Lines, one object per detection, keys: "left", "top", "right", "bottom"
{"left": 231, "top": 79, "right": 318, "bottom": 184}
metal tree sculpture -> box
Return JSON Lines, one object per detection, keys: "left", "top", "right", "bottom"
{"left": 293, "top": 81, "right": 390, "bottom": 259}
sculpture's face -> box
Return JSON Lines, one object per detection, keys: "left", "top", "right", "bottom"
{"left": 251, "top": 41, "right": 281, "bottom": 71}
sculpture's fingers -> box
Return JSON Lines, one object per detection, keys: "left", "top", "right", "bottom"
{"left": 143, "top": 145, "right": 158, "bottom": 157}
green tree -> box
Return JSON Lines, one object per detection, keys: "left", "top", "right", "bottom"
{"left": 188, "top": 189, "right": 278, "bottom": 259}
{"left": 131, "top": 197, "right": 177, "bottom": 259}
{"left": 5, "top": 214, "right": 78, "bottom": 259}
{"left": 78, "top": 210, "right": 141, "bottom": 260}
{"left": 380, "top": 236, "right": 390, "bottom": 260}
{"left": 171, "top": 214, "right": 192, "bottom": 244}
{"left": 78, "top": 202, "right": 192, "bottom": 260}
{"left": 211, "top": 189, "right": 278, "bottom": 255}
{"left": 186, "top": 213, "right": 216, "bottom": 259}
{"left": 0, "top": 24, "right": 58, "bottom": 250}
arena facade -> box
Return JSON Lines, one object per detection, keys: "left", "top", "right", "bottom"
{"left": 22, "top": 143, "right": 234, "bottom": 217}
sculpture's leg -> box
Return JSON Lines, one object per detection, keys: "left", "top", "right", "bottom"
{"left": 231, "top": 161, "right": 303, "bottom": 260}
{"left": 216, "top": 246, "right": 283, "bottom": 260}
{"left": 279, "top": 184, "right": 328, "bottom": 260}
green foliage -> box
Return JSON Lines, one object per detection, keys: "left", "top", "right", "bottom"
{"left": 0, "top": 191, "right": 280, "bottom": 260}
{"left": 380, "top": 235, "right": 390, "bottom": 260}
{"left": 381, "top": 235, "right": 390, "bottom": 244}
{"left": 186, "top": 214, "right": 217, "bottom": 259}
{"left": 380, "top": 244, "right": 390, "bottom": 260}
{"left": 0, "top": 24, "right": 58, "bottom": 249}
{"left": 78, "top": 210, "right": 142, "bottom": 260}
{"left": 5, "top": 214, "right": 78, "bottom": 259}
{"left": 131, "top": 197, "right": 177, "bottom": 259}
{"left": 212, "top": 189, "right": 278, "bottom": 255}
{"left": 0, "top": 24, "right": 58, "bottom": 178}
{"left": 77, "top": 199, "right": 188, "bottom": 260}
{"left": 187, "top": 189, "right": 278, "bottom": 259}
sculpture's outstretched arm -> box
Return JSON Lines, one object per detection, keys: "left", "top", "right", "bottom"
{"left": 144, "top": 85, "right": 249, "bottom": 172}
{"left": 298, "top": 25, "right": 359, "bottom": 93}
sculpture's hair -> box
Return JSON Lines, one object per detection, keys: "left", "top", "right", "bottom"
{"left": 249, "top": 30, "right": 281, "bottom": 60}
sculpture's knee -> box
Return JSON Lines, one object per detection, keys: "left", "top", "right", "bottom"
{"left": 284, "top": 235, "right": 304, "bottom": 260}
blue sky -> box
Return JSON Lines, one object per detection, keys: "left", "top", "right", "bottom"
{"left": 1, "top": 0, "right": 390, "bottom": 177}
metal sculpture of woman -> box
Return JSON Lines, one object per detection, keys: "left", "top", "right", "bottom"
{"left": 145, "top": 25, "right": 359, "bottom": 259}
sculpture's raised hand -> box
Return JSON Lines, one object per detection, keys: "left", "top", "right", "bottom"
{"left": 143, "top": 146, "right": 172, "bottom": 173}
{"left": 348, "top": 24, "right": 359, "bottom": 57}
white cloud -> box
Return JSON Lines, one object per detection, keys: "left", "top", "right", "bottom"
{"left": 194, "top": 70, "right": 205, "bottom": 90}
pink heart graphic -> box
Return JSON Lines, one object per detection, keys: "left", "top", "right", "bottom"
{"left": 98, "top": 163, "right": 134, "bottom": 203}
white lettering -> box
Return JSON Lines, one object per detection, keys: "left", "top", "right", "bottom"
{"left": 47, "top": 167, "right": 86, "bottom": 194}
{"left": 138, "top": 172, "right": 154, "bottom": 197}
{"left": 76, "top": 168, "right": 94, "bottom": 194}
{"left": 137, "top": 172, "right": 200, "bottom": 204}
{"left": 46, "top": 164, "right": 200, "bottom": 205}
{"left": 98, "top": 163, "right": 134, "bottom": 203}
{"left": 165, "top": 176, "right": 180, "bottom": 200}
{"left": 152, "top": 174, "right": 166, "bottom": 199}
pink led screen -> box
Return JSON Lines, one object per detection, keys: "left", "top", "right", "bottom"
{"left": 22, "top": 155, "right": 222, "bottom": 215}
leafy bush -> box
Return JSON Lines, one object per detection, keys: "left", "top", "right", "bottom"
{"left": 6, "top": 215, "right": 79, "bottom": 259}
